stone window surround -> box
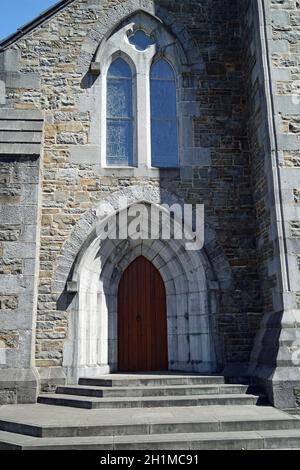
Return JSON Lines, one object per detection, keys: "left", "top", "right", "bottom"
{"left": 93, "top": 13, "right": 186, "bottom": 176}
{"left": 70, "top": 11, "right": 208, "bottom": 176}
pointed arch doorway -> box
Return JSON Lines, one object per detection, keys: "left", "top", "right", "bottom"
{"left": 118, "top": 256, "right": 168, "bottom": 372}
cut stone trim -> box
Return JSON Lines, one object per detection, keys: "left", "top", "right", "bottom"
{"left": 0, "top": 108, "right": 44, "bottom": 155}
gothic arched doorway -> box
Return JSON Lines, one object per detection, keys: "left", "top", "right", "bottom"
{"left": 118, "top": 256, "right": 168, "bottom": 372}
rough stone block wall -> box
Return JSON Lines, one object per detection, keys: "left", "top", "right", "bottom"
{"left": 242, "top": 0, "right": 300, "bottom": 323}
{"left": 269, "top": 0, "right": 300, "bottom": 307}
{"left": 0, "top": 150, "right": 40, "bottom": 403}
{"left": 238, "top": 0, "right": 300, "bottom": 409}
{"left": 267, "top": 0, "right": 300, "bottom": 408}
{"left": 0, "top": 155, "right": 40, "bottom": 362}
{"left": 0, "top": 0, "right": 265, "bottom": 376}
{"left": 241, "top": 1, "right": 275, "bottom": 314}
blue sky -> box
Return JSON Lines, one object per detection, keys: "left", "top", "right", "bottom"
{"left": 0, "top": 0, "right": 60, "bottom": 40}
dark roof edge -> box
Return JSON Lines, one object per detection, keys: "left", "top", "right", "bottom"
{"left": 0, "top": 0, "right": 76, "bottom": 52}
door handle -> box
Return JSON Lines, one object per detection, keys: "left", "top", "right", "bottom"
{"left": 136, "top": 314, "right": 142, "bottom": 322}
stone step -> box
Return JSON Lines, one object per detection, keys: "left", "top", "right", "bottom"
{"left": 78, "top": 374, "right": 226, "bottom": 388}
{"left": 37, "top": 393, "right": 260, "bottom": 409}
{"left": 2, "top": 429, "right": 300, "bottom": 450}
{"left": 56, "top": 384, "right": 248, "bottom": 398}
{"left": 0, "top": 413, "right": 299, "bottom": 438}
{"left": 0, "top": 404, "right": 296, "bottom": 439}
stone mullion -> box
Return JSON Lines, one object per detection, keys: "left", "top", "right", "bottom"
{"left": 134, "top": 51, "right": 154, "bottom": 170}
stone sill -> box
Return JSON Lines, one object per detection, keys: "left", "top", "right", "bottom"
{"left": 99, "top": 166, "right": 180, "bottom": 178}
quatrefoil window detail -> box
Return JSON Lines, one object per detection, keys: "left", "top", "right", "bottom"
{"left": 128, "top": 30, "right": 155, "bottom": 51}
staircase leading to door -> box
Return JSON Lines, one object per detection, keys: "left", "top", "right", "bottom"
{"left": 38, "top": 374, "right": 262, "bottom": 409}
{"left": 1, "top": 373, "right": 300, "bottom": 450}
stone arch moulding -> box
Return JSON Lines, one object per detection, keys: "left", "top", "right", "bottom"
{"left": 91, "top": 10, "right": 189, "bottom": 74}
{"left": 51, "top": 186, "right": 233, "bottom": 384}
{"left": 77, "top": 3, "right": 197, "bottom": 76}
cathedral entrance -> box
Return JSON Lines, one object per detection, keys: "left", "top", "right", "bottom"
{"left": 118, "top": 256, "right": 168, "bottom": 372}
{"left": 62, "top": 188, "right": 219, "bottom": 382}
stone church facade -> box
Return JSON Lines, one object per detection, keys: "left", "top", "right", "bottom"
{"left": 0, "top": 0, "right": 300, "bottom": 410}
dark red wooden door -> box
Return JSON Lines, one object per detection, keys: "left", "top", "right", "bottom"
{"left": 118, "top": 256, "right": 168, "bottom": 372}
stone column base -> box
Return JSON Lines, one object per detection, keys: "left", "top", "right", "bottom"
{"left": 248, "top": 309, "right": 300, "bottom": 410}
{"left": 37, "top": 367, "right": 67, "bottom": 393}
{"left": 0, "top": 368, "right": 39, "bottom": 404}
{"left": 252, "top": 365, "right": 300, "bottom": 410}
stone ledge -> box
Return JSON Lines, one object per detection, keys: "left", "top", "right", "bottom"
{"left": 0, "top": 121, "right": 43, "bottom": 131}
{"left": 0, "top": 109, "right": 44, "bottom": 156}
{"left": 0, "top": 72, "right": 40, "bottom": 90}
{"left": 0, "top": 143, "right": 42, "bottom": 155}
{"left": 0, "top": 131, "right": 42, "bottom": 143}
{"left": 0, "top": 109, "right": 43, "bottom": 120}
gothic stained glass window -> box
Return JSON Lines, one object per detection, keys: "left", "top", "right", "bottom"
{"left": 106, "top": 58, "right": 134, "bottom": 166}
{"left": 150, "top": 59, "right": 178, "bottom": 168}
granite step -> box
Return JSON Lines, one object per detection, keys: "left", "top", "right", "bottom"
{"left": 55, "top": 384, "right": 249, "bottom": 398}
{"left": 0, "top": 413, "right": 299, "bottom": 438}
{"left": 0, "top": 403, "right": 299, "bottom": 450}
{"left": 37, "top": 393, "right": 260, "bottom": 409}
{"left": 78, "top": 374, "right": 226, "bottom": 388}
{"left": 2, "top": 429, "right": 300, "bottom": 450}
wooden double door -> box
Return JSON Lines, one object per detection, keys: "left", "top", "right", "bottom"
{"left": 118, "top": 256, "right": 168, "bottom": 372}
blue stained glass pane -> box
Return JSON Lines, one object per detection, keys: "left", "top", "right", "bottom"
{"left": 150, "top": 59, "right": 178, "bottom": 168}
{"left": 108, "top": 58, "right": 132, "bottom": 78}
{"left": 150, "top": 80, "right": 177, "bottom": 118}
{"left": 107, "top": 120, "right": 133, "bottom": 166}
{"left": 107, "top": 58, "right": 133, "bottom": 166}
{"left": 151, "top": 59, "right": 175, "bottom": 80}
{"left": 129, "top": 30, "right": 155, "bottom": 51}
{"left": 151, "top": 120, "right": 178, "bottom": 168}
{"left": 107, "top": 79, "right": 132, "bottom": 118}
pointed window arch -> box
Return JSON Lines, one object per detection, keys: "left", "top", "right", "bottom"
{"left": 150, "top": 59, "right": 178, "bottom": 168}
{"left": 98, "top": 13, "right": 184, "bottom": 171}
{"left": 106, "top": 58, "right": 134, "bottom": 166}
